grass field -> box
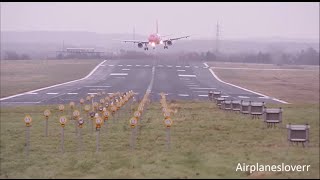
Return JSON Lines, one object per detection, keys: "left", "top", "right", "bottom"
{"left": 0, "top": 101, "right": 319, "bottom": 178}
{"left": 207, "top": 62, "right": 319, "bottom": 104}
{"left": 0, "top": 59, "right": 102, "bottom": 98}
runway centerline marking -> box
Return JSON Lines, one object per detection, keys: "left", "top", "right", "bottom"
{"left": 190, "top": 87, "right": 216, "bottom": 90}
{"left": 177, "top": 69, "right": 186, "bottom": 72}
{"left": 67, "top": 93, "right": 78, "bottom": 95}
{"left": 85, "top": 86, "right": 111, "bottom": 87}
{"left": 122, "top": 69, "right": 130, "bottom": 71}
{"left": 108, "top": 65, "right": 114, "bottom": 66}
{"left": 117, "top": 65, "right": 123, "bottom": 66}
{"left": 178, "top": 94, "right": 189, "bottom": 97}
{"left": 127, "top": 65, "right": 132, "bottom": 66}
{"left": 136, "top": 65, "right": 141, "bottom": 67}
{"left": 110, "top": 73, "right": 128, "bottom": 76}
{"left": 176, "top": 66, "right": 181, "bottom": 67}
{"left": 185, "top": 66, "right": 190, "bottom": 68}
{"left": 198, "top": 94, "right": 208, "bottom": 97}
{"left": 178, "top": 74, "right": 196, "bottom": 77}
{"left": 238, "top": 96, "right": 250, "bottom": 98}
{"left": 46, "top": 93, "right": 59, "bottom": 95}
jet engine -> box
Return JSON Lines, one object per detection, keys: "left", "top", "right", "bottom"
{"left": 167, "top": 40, "right": 173, "bottom": 46}
{"left": 138, "top": 43, "right": 143, "bottom": 48}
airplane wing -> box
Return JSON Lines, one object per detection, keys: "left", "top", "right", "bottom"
{"left": 163, "top": 35, "right": 190, "bottom": 42}
{"left": 122, "top": 40, "right": 149, "bottom": 44}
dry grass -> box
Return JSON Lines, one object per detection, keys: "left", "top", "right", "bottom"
{"left": 0, "top": 101, "right": 319, "bottom": 178}
{"left": 207, "top": 62, "right": 319, "bottom": 70}
{"left": 208, "top": 63, "right": 319, "bottom": 104}
{"left": 0, "top": 59, "right": 102, "bottom": 98}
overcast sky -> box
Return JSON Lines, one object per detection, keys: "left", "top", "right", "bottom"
{"left": 1, "top": 2, "right": 319, "bottom": 40}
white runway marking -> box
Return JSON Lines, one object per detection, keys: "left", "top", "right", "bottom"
{"left": 221, "top": 95, "right": 229, "bottom": 98}
{"left": 178, "top": 74, "right": 196, "bottom": 77}
{"left": 190, "top": 87, "right": 216, "bottom": 90}
{"left": 118, "top": 65, "right": 123, "bottom": 66}
{"left": 177, "top": 69, "right": 186, "bottom": 72}
{"left": 122, "top": 69, "right": 130, "bottom": 71}
{"left": 136, "top": 65, "right": 141, "bottom": 67}
{"left": 187, "top": 85, "right": 199, "bottom": 87}
{"left": 194, "top": 66, "right": 199, "bottom": 68}
{"left": 258, "top": 96, "right": 270, "bottom": 99}
{"left": 110, "top": 73, "right": 128, "bottom": 76}
{"left": 108, "top": 65, "right": 114, "bottom": 66}
{"left": 203, "top": 63, "right": 209, "bottom": 68}
{"left": 67, "top": 93, "right": 78, "bottom": 95}
{"left": 2, "top": 101, "right": 41, "bottom": 104}
{"left": 0, "top": 60, "right": 107, "bottom": 101}
{"left": 185, "top": 66, "right": 190, "bottom": 68}
{"left": 144, "top": 65, "right": 150, "bottom": 67}
{"left": 198, "top": 94, "right": 208, "bottom": 97}
{"left": 178, "top": 94, "right": 189, "bottom": 97}
{"left": 46, "top": 93, "right": 59, "bottom": 95}
{"left": 146, "top": 66, "right": 156, "bottom": 93}
{"left": 88, "top": 93, "right": 97, "bottom": 95}
{"left": 127, "top": 65, "right": 132, "bottom": 66}
{"left": 167, "top": 65, "right": 173, "bottom": 68}
{"left": 86, "top": 86, "right": 111, "bottom": 87}
{"left": 176, "top": 65, "right": 181, "bottom": 67}
{"left": 238, "top": 96, "right": 250, "bottom": 98}
{"left": 208, "top": 67, "right": 289, "bottom": 104}
{"left": 212, "top": 67, "right": 317, "bottom": 71}
{"left": 202, "top": 67, "right": 208, "bottom": 68}
{"left": 114, "top": 77, "right": 126, "bottom": 79}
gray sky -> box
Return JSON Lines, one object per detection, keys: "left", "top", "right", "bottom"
{"left": 1, "top": 2, "right": 319, "bottom": 40}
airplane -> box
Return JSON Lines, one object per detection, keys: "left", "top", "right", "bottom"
{"left": 122, "top": 20, "right": 190, "bottom": 50}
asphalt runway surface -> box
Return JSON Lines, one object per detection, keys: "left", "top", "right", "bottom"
{"left": 0, "top": 58, "right": 288, "bottom": 105}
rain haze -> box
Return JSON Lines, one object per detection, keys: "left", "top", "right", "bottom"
{"left": 0, "top": 2, "right": 319, "bottom": 179}
{"left": 1, "top": 2, "right": 319, "bottom": 40}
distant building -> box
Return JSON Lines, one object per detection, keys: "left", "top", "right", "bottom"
{"left": 56, "top": 48, "right": 104, "bottom": 59}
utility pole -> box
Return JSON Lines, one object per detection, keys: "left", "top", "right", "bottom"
{"left": 216, "top": 21, "right": 220, "bottom": 53}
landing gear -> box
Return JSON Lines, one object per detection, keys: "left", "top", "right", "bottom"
{"left": 164, "top": 46, "right": 168, "bottom": 49}
{"left": 144, "top": 47, "right": 148, "bottom": 50}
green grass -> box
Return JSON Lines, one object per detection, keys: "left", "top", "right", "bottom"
{"left": 0, "top": 59, "right": 102, "bottom": 98}
{"left": 0, "top": 101, "right": 319, "bottom": 178}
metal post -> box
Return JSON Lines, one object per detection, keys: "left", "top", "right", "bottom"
{"left": 61, "top": 127, "right": 65, "bottom": 154}
{"left": 96, "top": 129, "right": 100, "bottom": 153}
{"left": 166, "top": 128, "right": 171, "bottom": 151}
{"left": 45, "top": 118, "right": 48, "bottom": 137}
{"left": 78, "top": 128, "right": 82, "bottom": 152}
{"left": 26, "top": 126, "right": 30, "bottom": 156}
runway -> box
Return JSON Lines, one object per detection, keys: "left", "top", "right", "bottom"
{"left": 0, "top": 58, "right": 288, "bottom": 105}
